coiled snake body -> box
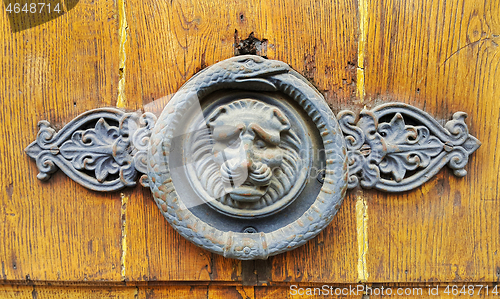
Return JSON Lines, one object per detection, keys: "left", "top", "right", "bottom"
{"left": 147, "top": 55, "right": 347, "bottom": 260}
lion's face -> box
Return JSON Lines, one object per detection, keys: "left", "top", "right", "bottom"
{"left": 189, "top": 99, "right": 303, "bottom": 210}
{"left": 209, "top": 101, "right": 288, "bottom": 202}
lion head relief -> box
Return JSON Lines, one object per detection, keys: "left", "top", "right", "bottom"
{"left": 188, "top": 99, "right": 304, "bottom": 211}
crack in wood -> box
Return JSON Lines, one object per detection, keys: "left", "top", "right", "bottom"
{"left": 117, "top": 0, "right": 128, "bottom": 108}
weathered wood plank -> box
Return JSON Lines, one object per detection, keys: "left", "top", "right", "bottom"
{"left": 367, "top": 285, "right": 500, "bottom": 298}
{"left": 123, "top": 0, "right": 359, "bottom": 283}
{"left": 0, "top": 0, "right": 122, "bottom": 281}
{"left": 137, "top": 285, "right": 209, "bottom": 298}
{"left": 209, "top": 285, "right": 255, "bottom": 298}
{"left": 2, "top": 284, "right": 499, "bottom": 298}
{"left": 1, "top": 0, "right": 498, "bottom": 287}
{"left": 362, "top": 0, "right": 500, "bottom": 282}
{"left": 0, "top": 285, "right": 136, "bottom": 298}
{"left": 255, "top": 286, "right": 361, "bottom": 298}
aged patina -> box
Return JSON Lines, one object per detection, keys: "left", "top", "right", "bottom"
{"left": 25, "top": 55, "right": 481, "bottom": 260}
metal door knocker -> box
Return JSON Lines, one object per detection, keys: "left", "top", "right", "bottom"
{"left": 25, "top": 55, "right": 481, "bottom": 260}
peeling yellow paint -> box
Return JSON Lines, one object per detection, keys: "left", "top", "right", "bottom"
{"left": 356, "top": 195, "right": 368, "bottom": 282}
{"left": 117, "top": 0, "right": 128, "bottom": 108}
{"left": 117, "top": 0, "right": 129, "bottom": 280}
{"left": 120, "top": 193, "right": 129, "bottom": 280}
{"left": 357, "top": 0, "right": 367, "bottom": 101}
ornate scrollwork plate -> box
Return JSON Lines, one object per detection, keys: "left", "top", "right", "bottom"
{"left": 25, "top": 55, "right": 480, "bottom": 260}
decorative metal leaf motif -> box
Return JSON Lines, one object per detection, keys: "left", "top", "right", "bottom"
{"left": 377, "top": 113, "right": 444, "bottom": 181}
{"left": 25, "top": 108, "right": 156, "bottom": 192}
{"left": 59, "top": 119, "right": 120, "bottom": 182}
{"left": 338, "top": 103, "right": 481, "bottom": 192}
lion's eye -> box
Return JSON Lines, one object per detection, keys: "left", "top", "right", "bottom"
{"left": 255, "top": 140, "right": 267, "bottom": 149}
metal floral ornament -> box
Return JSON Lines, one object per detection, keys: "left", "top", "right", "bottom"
{"left": 25, "top": 55, "right": 481, "bottom": 260}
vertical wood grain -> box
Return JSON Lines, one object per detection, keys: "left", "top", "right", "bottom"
{"left": 255, "top": 286, "right": 361, "bottom": 298}
{"left": 0, "top": 0, "right": 122, "bottom": 281}
{"left": 137, "top": 285, "right": 208, "bottom": 298}
{"left": 208, "top": 285, "right": 255, "bottom": 298}
{"left": 362, "top": 0, "right": 500, "bottom": 282}
{"left": 0, "top": 0, "right": 498, "bottom": 289}
{"left": 0, "top": 285, "right": 136, "bottom": 298}
{"left": 2, "top": 284, "right": 500, "bottom": 298}
{"left": 123, "top": 0, "right": 359, "bottom": 283}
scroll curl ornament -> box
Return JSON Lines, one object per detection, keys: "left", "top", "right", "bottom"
{"left": 24, "top": 55, "right": 482, "bottom": 260}
{"left": 25, "top": 108, "right": 156, "bottom": 192}
{"left": 338, "top": 103, "right": 481, "bottom": 192}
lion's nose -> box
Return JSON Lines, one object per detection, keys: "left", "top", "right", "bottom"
{"left": 240, "top": 140, "right": 255, "bottom": 169}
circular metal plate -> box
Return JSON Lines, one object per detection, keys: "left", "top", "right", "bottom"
{"left": 147, "top": 55, "right": 348, "bottom": 260}
{"left": 183, "top": 91, "right": 313, "bottom": 219}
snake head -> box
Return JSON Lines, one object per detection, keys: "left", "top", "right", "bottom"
{"left": 224, "top": 55, "right": 290, "bottom": 90}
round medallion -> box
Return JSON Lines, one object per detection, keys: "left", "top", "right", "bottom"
{"left": 184, "top": 93, "right": 312, "bottom": 218}
{"left": 147, "top": 55, "right": 348, "bottom": 260}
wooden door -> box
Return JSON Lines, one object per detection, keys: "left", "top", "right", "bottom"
{"left": 0, "top": 0, "right": 498, "bottom": 297}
